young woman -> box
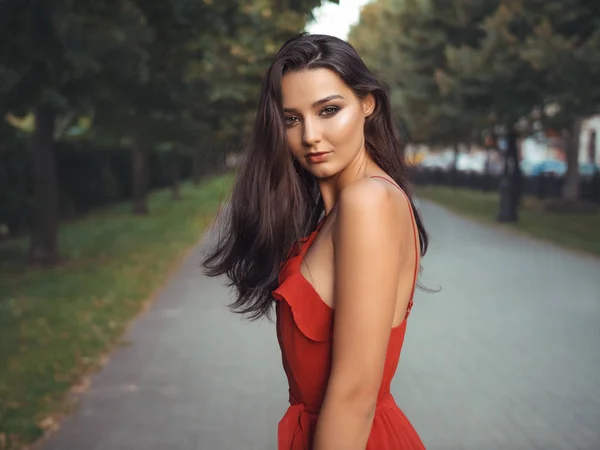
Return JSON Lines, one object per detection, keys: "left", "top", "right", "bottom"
{"left": 204, "top": 33, "right": 428, "bottom": 450}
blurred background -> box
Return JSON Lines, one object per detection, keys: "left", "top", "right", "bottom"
{"left": 1, "top": 1, "right": 600, "bottom": 449}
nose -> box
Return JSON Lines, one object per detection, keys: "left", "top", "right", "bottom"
{"left": 302, "top": 117, "right": 322, "bottom": 147}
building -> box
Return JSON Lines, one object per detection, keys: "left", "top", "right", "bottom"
{"left": 520, "top": 114, "right": 599, "bottom": 166}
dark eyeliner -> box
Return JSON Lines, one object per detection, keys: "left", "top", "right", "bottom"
{"left": 321, "top": 106, "right": 340, "bottom": 116}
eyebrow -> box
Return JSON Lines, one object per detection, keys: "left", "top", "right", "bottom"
{"left": 283, "top": 94, "right": 345, "bottom": 113}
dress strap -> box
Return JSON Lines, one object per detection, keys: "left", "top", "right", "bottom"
{"left": 369, "top": 176, "right": 420, "bottom": 318}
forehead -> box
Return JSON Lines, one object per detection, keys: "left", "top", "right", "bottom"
{"left": 281, "top": 68, "right": 354, "bottom": 108}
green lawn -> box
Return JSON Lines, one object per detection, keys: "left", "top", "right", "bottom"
{"left": 0, "top": 174, "right": 233, "bottom": 449}
{"left": 417, "top": 186, "right": 600, "bottom": 257}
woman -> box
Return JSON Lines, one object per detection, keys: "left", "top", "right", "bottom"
{"left": 203, "top": 33, "right": 428, "bottom": 449}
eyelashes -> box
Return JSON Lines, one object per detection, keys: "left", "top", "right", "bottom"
{"left": 284, "top": 116, "right": 299, "bottom": 127}
{"left": 321, "top": 106, "right": 340, "bottom": 116}
{"left": 284, "top": 105, "right": 341, "bottom": 127}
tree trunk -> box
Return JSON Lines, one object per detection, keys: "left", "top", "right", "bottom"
{"left": 28, "top": 105, "right": 60, "bottom": 266}
{"left": 450, "top": 143, "right": 460, "bottom": 188}
{"left": 192, "top": 147, "right": 202, "bottom": 185}
{"left": 171, "top": 147, "right": 181, "bottom": 201}
{"left": 497, "top": 124, "right": 522, "bottom": 223}
{"left": 481, "top": 149, "right": 492, "bottom": 192}
{"left": 132, "top": 128, "right": 149, "bottom": 215}
{"left": 562, "top": 116, "right": 582, "bottom": 202}
{"left": 484, "top": 150, "right": 492, "bottom": 176}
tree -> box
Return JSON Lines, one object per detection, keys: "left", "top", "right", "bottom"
{"left": 186, "top": 0, "right": 337, "bottom": 159}
{"left": 444, "top": 1, "right": 543, "bottom": 222}
{"left": 350, "top": 0, "right": 600, "bottom": 217}
{"left": 90, "top": 0, "right": 213, "bottom": 214}
{"left": 0, "top": 0, "right": 335, "bottom": 264}
{"left": 350, "top": 0, "right": 492, "bottom": 176}
{"left": 520, "top": 0, "right": 600, "bottom": 205}
{"left": 394, "top": 0, "right": 493, "bottom": 175}
{"left": 0, "top": 0, "right": 150, "bottom": 265}
{"left": 97, "top": 0, "right": 334, "bottom": 213}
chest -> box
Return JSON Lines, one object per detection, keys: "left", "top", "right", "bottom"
{"left": 299, "top": 223, "right": 335, "bottom": 308}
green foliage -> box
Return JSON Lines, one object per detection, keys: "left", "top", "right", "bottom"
{"left": 190, "top": 0, "right": 331, "bottom": 143}
{"left": 0, "top": 0, "right": 334, "bottom": 249}
{"left": 350, "top": 0, "right": 600, "bottom": 143}
{"left": 520, "top": 0, "right": 600, "bottom": 124}
{"left": 0, "top": 0, "right": 151, "bottom": 116}
{"left": 1, "top": 0, "right": 334, "bottom": 159}
{"left": 349, "top": 0, "right": 494, "bottom": 145}
{"left": 443, "top": 1, "right": 543, "bottom": 127}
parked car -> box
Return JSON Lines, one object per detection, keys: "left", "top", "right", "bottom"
{"left": 533, "top": 160, "right": 567, "bottom": 176}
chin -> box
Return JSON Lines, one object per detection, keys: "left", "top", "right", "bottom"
{"left": 306, "top": 164, "right": 339, "bottom": 180}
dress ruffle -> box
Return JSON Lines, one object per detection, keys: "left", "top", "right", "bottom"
{"left": 272, "top": 273, "right": 332, "bottom": 342}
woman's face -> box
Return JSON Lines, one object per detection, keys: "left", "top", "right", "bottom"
{"left": 281, "top": 68, "right": 374, "bottom": 179}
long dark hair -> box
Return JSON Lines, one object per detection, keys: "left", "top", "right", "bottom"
{"left": 203, "top": 33, "right": 429, "bottom": 320}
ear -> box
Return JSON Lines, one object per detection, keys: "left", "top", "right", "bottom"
{"left": 362, "top": 93, "right": 376, "bottom": 118}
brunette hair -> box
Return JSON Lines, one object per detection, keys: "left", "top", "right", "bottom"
{"left": 203, "top": 33, "right": 428, "bottom": 319}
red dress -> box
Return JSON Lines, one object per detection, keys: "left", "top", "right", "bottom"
{"left": 272, "top": 177, "right": 425, "bottom": 449}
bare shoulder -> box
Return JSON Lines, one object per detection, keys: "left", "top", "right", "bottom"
{"left": 335, "top": 177, "right": 413, "bottom": 235}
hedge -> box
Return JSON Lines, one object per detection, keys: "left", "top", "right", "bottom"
{"left": 0, "top": 141, "right": 192, "bottom": 237}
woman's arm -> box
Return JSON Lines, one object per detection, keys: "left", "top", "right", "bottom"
{"left": 312, "top": 179, "right": 413, "bottom": 450}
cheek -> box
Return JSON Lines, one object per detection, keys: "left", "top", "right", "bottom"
{"left": 326, "top": 109, "right": 364, "bottom": 146}
{"left": 286, "top": 129, "right": 305, "bottom": 159}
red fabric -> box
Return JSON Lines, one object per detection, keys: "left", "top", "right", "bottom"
{"left": 272, "top": 177, "right": 425, "bottom": 449}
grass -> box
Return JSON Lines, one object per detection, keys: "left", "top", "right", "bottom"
{"left": 417, "top": 186, "right": 600, "bottom": 257}
{"left": 0, "top": 174, "right": 233, "bottom": 449}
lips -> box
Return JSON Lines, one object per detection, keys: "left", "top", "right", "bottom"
{"left": 306, "top": 151, "right": 331, "bottom": 163}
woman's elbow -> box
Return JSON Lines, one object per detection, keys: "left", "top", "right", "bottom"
{"left": 327, "top": 383, "right": 380, "bottom": 417}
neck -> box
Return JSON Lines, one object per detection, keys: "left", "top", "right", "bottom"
{"left": 318, "top": 145, "right": 379, "bottom": 216}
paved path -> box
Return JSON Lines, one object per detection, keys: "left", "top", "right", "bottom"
{"left": 39, "top": 200, "right": 600, "bottom": 450}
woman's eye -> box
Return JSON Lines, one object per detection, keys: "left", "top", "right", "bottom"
{"left": 321, "top": 106, "right": 339, "bottom": 117}
{"left": 285, "top": 116, "right": 299, "bottom": 126}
